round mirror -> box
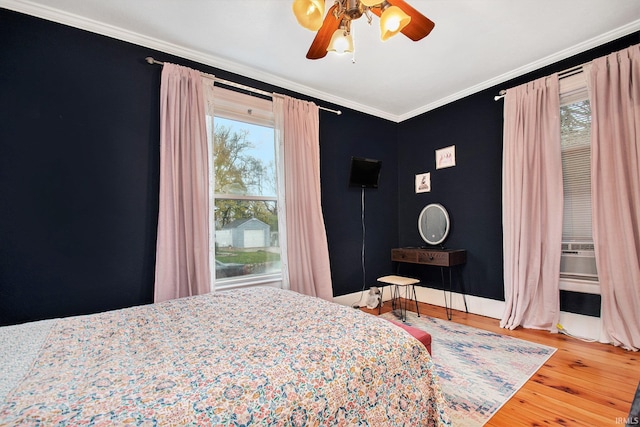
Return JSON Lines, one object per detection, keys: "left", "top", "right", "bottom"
{"left": 418, "top": 203, "right": 450, "bottom": 246}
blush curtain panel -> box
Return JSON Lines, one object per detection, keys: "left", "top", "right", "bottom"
{"left": 273, "top": 95, "right": 333, "bottom": 301}
{"left": 154, "top": 63, "right": 211, "bottom": 303}
{"left": 588, "top": 44, "right": 640, "bottom": 351}
{"left": 501, "top": 74, "right": 563, "bottom": 332}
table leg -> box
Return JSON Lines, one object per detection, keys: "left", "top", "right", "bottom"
{"left": 442, "top": 267, "right": 452, "bottom": 320}
{"left": 441, "top": 266, "right": 468, "bottom": 320}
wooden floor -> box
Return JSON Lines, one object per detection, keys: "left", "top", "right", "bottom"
{"left": 360, "top": 300, "right": 640, "bottom": 426}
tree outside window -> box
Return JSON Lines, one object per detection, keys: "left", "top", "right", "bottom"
{"left": 211, "top": 117, "right": 281, "bottom": 281}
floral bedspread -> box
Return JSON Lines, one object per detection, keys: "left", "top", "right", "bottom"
{"left": 0, "top": 287, "right": 450, "bottom": 426}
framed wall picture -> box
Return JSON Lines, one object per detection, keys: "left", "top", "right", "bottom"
{"left": 415, "top": 172, "right": 431, "bottom": 193}
{"left": 436, "top": 145, "right": 456, "bottom": 169}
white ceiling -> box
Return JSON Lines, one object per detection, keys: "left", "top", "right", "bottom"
{"left": 3, "top": 0, "right": 640, "bottom": 121}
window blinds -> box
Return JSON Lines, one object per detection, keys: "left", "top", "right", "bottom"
{"left": 559, "top": 68, "right": 593, "bottom": 242}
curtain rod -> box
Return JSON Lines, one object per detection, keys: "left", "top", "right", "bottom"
{"left": 145, "top": 57, "right": 342, "bottom": 115}
{"left": 493, "top": 63, "right": 587, "bottom": 101}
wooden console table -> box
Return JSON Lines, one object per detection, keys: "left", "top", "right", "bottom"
{"left": 391, "top": 248, "right": 468, "bottom": 320}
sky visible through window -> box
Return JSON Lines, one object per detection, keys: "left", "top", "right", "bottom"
{"left": 216, "top": 117, "right": 274, "bottom": 165}
{"left": 215, "top": 116, "right": 276, "bottom": 197}
{"left": 212, "top": 116, "right": 280, "bottom": 279}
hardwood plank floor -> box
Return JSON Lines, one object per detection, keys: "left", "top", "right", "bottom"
{"left": 361, "top": 300, "right": 640, "bottom": 426}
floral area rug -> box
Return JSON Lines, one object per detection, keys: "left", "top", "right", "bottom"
{"left": 379, "top": 311, "right": 556, "bottom": 426}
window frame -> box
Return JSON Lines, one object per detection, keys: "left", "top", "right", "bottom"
{"left": 558, "top": 71, "right": 599, "bottom": 286}
{"left": 560, "top": 98, "right": 593, "bottom": 243}
{"left": 206, "top": 86, "right": 284, "bottom": 291}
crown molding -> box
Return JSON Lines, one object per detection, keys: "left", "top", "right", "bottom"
{"left": 0, "top": 0, "right": 399, "bottom": 121}
{"left": 2, "top": 0, "right": 639, "bottom": 123}
{"left": 399, "top": 19, "right": 640, "bottom": 121}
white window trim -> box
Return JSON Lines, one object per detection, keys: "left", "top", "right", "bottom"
{"left": 558, "top": 67, "right": 599, "bottom": 292}
{"left": 205, "top": 85, "right": 286, "bottom": 291}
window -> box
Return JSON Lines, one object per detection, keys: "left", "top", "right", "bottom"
{"left": 560, "top": 98, "right": 592, "bottom": 242}
{"left": 559, "top": 71, "right": 597, "bottom": 281}
{"left": 205, "top": 87, "right": 282, "bottom": 288}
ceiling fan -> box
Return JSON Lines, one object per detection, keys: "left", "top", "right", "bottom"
{"left": 292, "top": 0, "right": 435, "bottom": 59}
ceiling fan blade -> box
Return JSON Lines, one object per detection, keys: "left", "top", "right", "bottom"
{"left": 306, "top": 4, "right": 342, "bottom": 60}
{"left": 371, "top": 0, "right": 435, "bottom": 41}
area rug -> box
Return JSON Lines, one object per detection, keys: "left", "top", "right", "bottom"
{"left": 379, "top": 311, "right": 556, "bottom": 426}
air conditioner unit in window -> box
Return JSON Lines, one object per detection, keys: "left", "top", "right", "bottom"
{"left": 560, "top": 241, "right": 598, "bottom": 281}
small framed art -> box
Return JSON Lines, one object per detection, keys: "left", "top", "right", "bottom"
{"left": 435, "top": 145, "right": 456, "bottom": 169}
{"left": 415, "top": 172, "right": 431, "bottom": 193}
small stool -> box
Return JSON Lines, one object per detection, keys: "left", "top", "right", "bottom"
{"left": 377, "top": 275, "right": 421, "bottom": 322}
{"left": 386, "top": 319, "right": 432, "bottom": 355}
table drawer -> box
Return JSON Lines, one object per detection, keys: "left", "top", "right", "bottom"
{"left": 417, "top": 250, "right": 453, "bottom": 266}
{"left": 391, "top": 249, "right": 418, "bottom": 263}
{"left": 392, "top": 248, "right": 466, "bottom": 267}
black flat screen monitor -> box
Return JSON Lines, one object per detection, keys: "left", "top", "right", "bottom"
{"left": 349, "top": 157, "right": 381, "bottom": 188}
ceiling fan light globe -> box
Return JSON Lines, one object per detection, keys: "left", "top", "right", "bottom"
{"left": 292, "top": 0, "right": 325, "bottom": 31}
{"left": 360, "top": 0, "right": 383, "bottom": 6}
{"left": 327, "top": 29, "right": 354, "bottom": 54}
{"left": 379, "top": 5, "right": 411, "bottom": 41}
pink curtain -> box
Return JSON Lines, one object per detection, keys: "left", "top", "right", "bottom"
{"left": 501, "top": 75, "right": 563, "bottom": 332}
{"left": 154, "top": 63, "right": 211, "bottom": 303}
{"left": 588, "top": 44, "right": 640, "bottom": 351}
{"left": 273, "top": 95, "right": 333, "bottom": 301}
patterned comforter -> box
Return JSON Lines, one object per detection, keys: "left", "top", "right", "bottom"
{"left": 0, "top": 287, "right": 450, "bottom": 426}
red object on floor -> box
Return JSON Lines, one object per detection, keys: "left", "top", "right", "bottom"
{"left": 387, "top": 319, "right": 432, "bottom": 355}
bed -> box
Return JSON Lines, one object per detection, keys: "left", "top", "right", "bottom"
{"left": 0, "top": 286, "right": 450, "bottom": 426}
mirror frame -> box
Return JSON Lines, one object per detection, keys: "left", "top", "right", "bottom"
{"left": 418, "top": 203, "right": 450, "bottom": 246}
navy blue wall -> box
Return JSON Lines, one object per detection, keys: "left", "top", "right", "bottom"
{"left": 0, "top": 11, "right": 161, "bottom": 324}
{"left": 320, "top": 111, "right": 398, "bottom": 296}
{"left": 396, "top": 32, "right": 639, "bottom": 316}
{"left": 396, "top": 88, "right": 504, "bottom": 299}
{"left": 0, "top": 9, "right": 398, "bottom": 325}
{"left": 1, "top": 7, "right": 637, "bottom": 325}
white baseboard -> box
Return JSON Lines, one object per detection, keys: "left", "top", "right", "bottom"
{"left": 558, "top": 310, "right": 604, "bottom": 343}
{"left": 333, "top": 286, "right": 605, "bottom": 343}
{"left": 332, "top": 287, "right": 506, "bottom": 320}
